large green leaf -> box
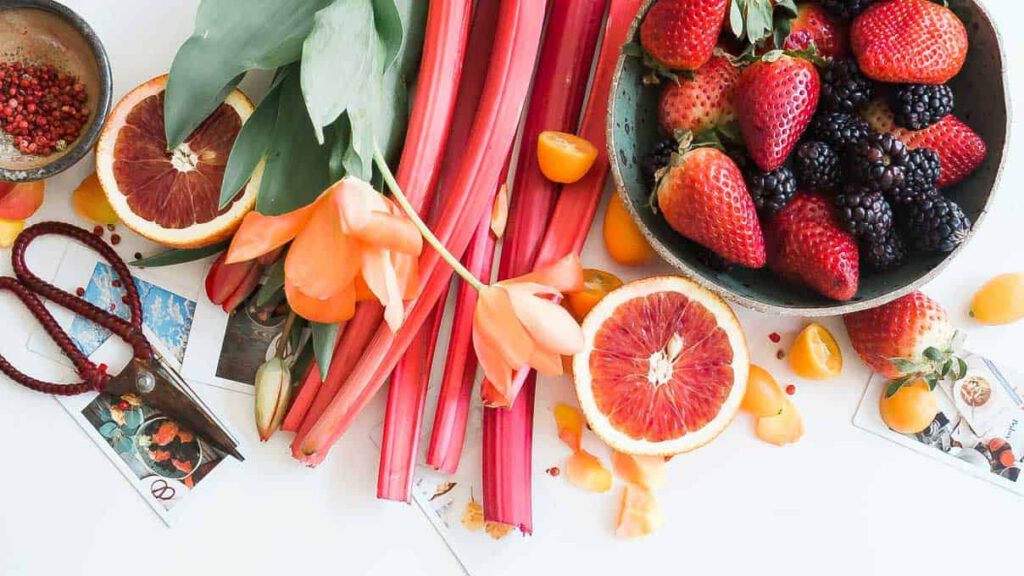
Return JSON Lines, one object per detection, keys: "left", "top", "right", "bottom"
{"left": 131, "top": 242, "right": 227, "bottom": 268}
{"left": 372, "top": 0, "right": 403, "bottom": 70}
{"left": 374, "top": 0, "right": 427, "bottom": 166}
{"left": 256, "top": 66, "right": 334, "bottom": 215}
{"left": 219, "top": 80, "right": 283, "bottom": 208}
{"left": 164, "top": 0, "right": 332, "bottom": 148}
{"left": 300, "top": 0, "right": 380, "bottom": 143}
{"left": 310, "top": 322, "right": 341, "bottom": 381}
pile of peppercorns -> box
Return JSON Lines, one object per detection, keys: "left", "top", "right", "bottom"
{"left": 0, "top": 61, "right": 90, "bottom": 156}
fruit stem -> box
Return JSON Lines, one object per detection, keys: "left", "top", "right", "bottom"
{"left": 373, "top": 144, "right": 487, "bottom": 292}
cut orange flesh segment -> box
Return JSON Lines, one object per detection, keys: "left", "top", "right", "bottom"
{"left": 554, "top": 403, "right": 584, "bottom": 452}
{"left": 755, "top": 399, "right": 805, "bottom": 446}
{"left": 537, "top": 130, "right": 599, "bottom": 184}
{"left": 71, "top": 174, "right": 118, "bottom": 224}
{"left": 565, "top": 450, "right": 613, "bottom": 493}
{"left": 741, "top": 364, "right": 786, "bottom": 417}
{"left": 0, "top": 218, "right": 25, "bottom": 247}
{"left": 616, "top": 485, "right": 665, "bottom": 539}
{"left": 789, "top": 323, "right": 842, "bottom": 380}
{"left": 611, "top": 450, "right": 667, "bottom": 490}
{"left": 566, "top": 268, "right": 624, "bottom": 322}
{"left": 574, "top": 276, "right": 748, "bottom": 456}
{"left": 0, "top": 180, "right": 45, "bottom": 221}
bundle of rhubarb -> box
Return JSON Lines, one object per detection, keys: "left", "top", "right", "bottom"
{"left": 637, "top": 0, "right": 987, "bottom": 302}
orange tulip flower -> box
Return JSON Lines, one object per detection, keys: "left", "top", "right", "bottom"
{"left": 226, "top": 177, "right": 421, "bottom": 329}
{"left": 472, "top": 254, "right": 586, "bottom": 407}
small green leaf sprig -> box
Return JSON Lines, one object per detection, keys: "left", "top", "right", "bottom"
{"left": 884, "top": 331, "right": 969, "bottom": 398}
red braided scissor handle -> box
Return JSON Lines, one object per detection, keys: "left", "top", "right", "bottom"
{"left": 0, "top": 222, "right": 153, "bottom": 396}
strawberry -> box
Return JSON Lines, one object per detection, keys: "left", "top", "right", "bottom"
{"left": 784, "top": 2, "right": 849, "bottom": 58}
{"left": 641, "top": 0, "right": 730, "bottom": 71}
{"left": 768, "top": 193, "right": 859, "bottom": 301}
{"left": 656, "top": 146, "right": 766, "bottom": 268}
{"left": 863, "top": 99, "right": 987, "bottom": 188}
{"left": 851, "top": 0, "right": 968, "bottom": 84}
{"left": 658, "top": 55, "right": 740, "bottom": 135}
{"left": 844, "top": 291, "right": 965, "bottom": 394}
{"left": 735, "top": 53, "right": 820, "bottom": 172}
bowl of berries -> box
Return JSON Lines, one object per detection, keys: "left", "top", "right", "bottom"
{"left": 608, "top": 0, "right": 1008, "bottom": 315}
{"left": 0, "top": 0, "right": 112, "bottom": 183}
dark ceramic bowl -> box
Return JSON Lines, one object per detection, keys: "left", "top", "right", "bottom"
{"left": 608, "top": 0, "right": 1009, "bottom": 316}
{"left": 0, "top": 0, "right": 111, "bottom": 183}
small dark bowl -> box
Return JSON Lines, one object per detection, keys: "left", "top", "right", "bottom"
{"left": 608, "top": 0, "right": 1009, "bottom": 316}
{"left": 0, "top": 0, "right": 111, "bottom": 183}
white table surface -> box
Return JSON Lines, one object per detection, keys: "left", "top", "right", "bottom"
{"left": 1, "top": 1, "right": 1022, "bottom": 575}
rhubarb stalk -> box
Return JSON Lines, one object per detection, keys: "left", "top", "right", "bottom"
{"left": 287, "top": 0, "right": 473, "bottom": 451}
{"left": 296, "top": 0, "right": 547, "bottom": 466}
{"left": 482, "top": 0, "right": 606, "bottom": 535}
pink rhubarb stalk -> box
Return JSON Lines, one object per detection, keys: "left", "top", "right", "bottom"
{"left": 295, "top": 0, "right": 547, "bottom": 467}
{"left": 287, "top": 0, "right": 473, "bottom": 451}
{"left": 480, "top": 0, "right": 606, "bottom": 535}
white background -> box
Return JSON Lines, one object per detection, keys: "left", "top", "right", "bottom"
{"left": 1, "top": 1, "right": 1022, "bottom": 575}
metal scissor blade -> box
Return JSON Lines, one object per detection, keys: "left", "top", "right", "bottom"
{"left": 107, "top": 356, "right": 244, "bottom": 461}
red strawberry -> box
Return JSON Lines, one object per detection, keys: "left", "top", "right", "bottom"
{"left": 735, "top": 54, "right": 820, "bottom": 171}
{"left": 659, "top": 55, "right": 739, "bottom": 135}
{"left": 844, "top": 291, "right": 959, "bottom": 383}
{"left": 851, "top": 0, "right": 968, "bottom": 84}
{"left": 768, "top": 193, "right": 859, "bottom": 301}
{"left": 656, "top": 147, "right": 766, "bottom": 268}
{"left": 641, "top": 0, "right": 730, "bottom": 71}
{"left": 863, "top": 99, "right": 987, "bottom": 188}
{"left": 784, "top": 2, "right": 849, "bottom": 58}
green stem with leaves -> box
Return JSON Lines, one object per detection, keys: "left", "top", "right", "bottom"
{"left": 372, "top": 144, "right": 487, "bottom": 292}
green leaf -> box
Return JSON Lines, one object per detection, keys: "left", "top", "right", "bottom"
{"left": 772, "top": 10, "right": 792, "bottom": 51}
{"left": 124, "top": 410, "right": 142, "bottom": 432}
{"left": 957, "top": 358, "right": 968, "bottom": 379}
{"left": 99, "top": 422, "right": 119, "bottom": 438}
{"left": 775, "top": 0, "right": 799, "bottom": 17}
{"left": 256, "top": 258, "right": 286, "bottom": 306}
{"left": 941, "top": 359, "right": 953, "bottom": 377}
{"left": 374, "top": 0, "right": 427, "bottom": 166}
{"left": 730, "top": 0, "right": 746, "bottom": 39}
{"left": 164, "top": 0, "right": 332, "bottom": 148}
{"left": 256, "top": 66, "right": 334, "bottom": 215}
{"left": 219, "top": 79, "right": 283, "bottom": 209}
{"left": 891, "top": 358, "right": 920, "bottom": 374}
{"left": 132, "top": 242, "right": 228, "bottom": 268}
{"left": 372, "top": 0, "right": 404, "bottom": 71}
{"left": 923, "top": 347, "right": 944, "bottom": 362}
{"left": 885, "top": 379, "right": 905, "bottom": 399}
{"left": 301, "top": 0, "right": 380, "bottom": 143}
{"left": 926, "top": 375, "right": 939, "bottom": 390}
{"left": 310, "top": 322, "right": 341, "bottom": 381}
{"left": 328, "top": 114, "right": 353, "bottom": 182}
{"left": 290, "top": 341, "right": 315, "bottom": 384}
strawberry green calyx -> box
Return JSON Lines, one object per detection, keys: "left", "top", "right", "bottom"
{"left": 729, "top": 0, "right": 798, "bottom": 49}
{"left": 884, "top": 331, "right": 968, "bottom": 398}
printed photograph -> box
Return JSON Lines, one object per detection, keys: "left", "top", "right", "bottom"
{"left": 69, "top": 261, "right": 196, "bottom": 364}
{"left": 80, "top": 392, "right": 226, "bottom": 511}
{"left": 214, "top": 291, "right": 288, "bottom": 386}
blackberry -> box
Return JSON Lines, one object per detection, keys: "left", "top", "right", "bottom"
{"left": 820, "top": 59, "right": 875, "bottom": 113}
{"left": 821, "top": 0, "right": 879, "bottom": 19}
{"left": 847, "top": 133, "right": 910, "bottom": 193}
{"left": 833, "top": 186, "right": 894, "bottom": 242}
{"left": 889, "top": 84, "right": 955, "bottom": 131}
{"left": 890, "top": 149, "right": 942, "bottom": 205}
{"left": 861, "top": 232, "right": 907, "bottom": 272}
{"left": 808, "top": 112, "right": 871, "bottom": 150}
{"left": 642, "top": 137, "right": 676, "bottom": 188}
{"left": 901, "top": 195, "right": 972, "bottom": 253}
{"left": 793, "top": 141, "right": 841, "bottom": 192}
{"left": 746, "top": 165, "right": 797, "bottom": 217}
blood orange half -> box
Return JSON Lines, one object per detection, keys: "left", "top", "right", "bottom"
{"left": 573, "top": 276, "right": 749, "bottom": 456}
{"left": 95, "top": 75, "right": 259, "bottom": 248}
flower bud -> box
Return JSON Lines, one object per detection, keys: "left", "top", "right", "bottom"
{"left": 205, "top": 252, "right": 261, "bottom": 313}
{"left": 254, "top": 357, "right": 292, "bottom": 441}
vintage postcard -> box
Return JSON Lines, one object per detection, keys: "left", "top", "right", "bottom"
{"left": 181, "top": 263, "right": 289, "bottom": 395}
{"left": 25, "top": 242, "right": 238, "bottom": 525}
{"left": 854, "top": 353, "right": 1023, "bottom": 497}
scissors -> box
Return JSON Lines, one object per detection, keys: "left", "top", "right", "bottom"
{"left": 0, "top": 222, "right": 243, "bottom": 461}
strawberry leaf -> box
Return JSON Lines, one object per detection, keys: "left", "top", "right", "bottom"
{"left": 956, "top": 358, "right": 968, "bottom": 380}
{"left": 885, "top": 379, "right": 907, "bottom": 399}
{"left": 891, "top": 358, "right": 920, "bottom": 374}
{"left": 924, "top": 347, "right": 944, "bottom": 362}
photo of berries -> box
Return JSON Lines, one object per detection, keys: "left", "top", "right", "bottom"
{"left": 628, "top": 0, "right": 993, "bottom": 304}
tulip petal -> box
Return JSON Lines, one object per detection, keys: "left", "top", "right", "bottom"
{"left": 226, "top": 203, "right": 317, "bottom": 264}
{"left": 362, "top": 249, "right": 405, "bottom": 332}
{"left": 474, "top": 330, "right": 513, "bottom": 408}
{"left": 505, "top": 285, "right": 585, "bottom": 356}
{"left": 333, "top": 177, "right": 389, "bottom": 233}
{"left": 530, "top": 347, "right": 564, "bottom": 377}
{"left": 285, "top": 281, "right": 356, "bottom": 324}
{"left": 474, "top": 286, "right": 533, "bottom": 367}
{"left": 480, "top": 378, "right": 512, "bottom": 408}
{"left": 392, "top": 251, "right": 419, "bottom": 300}
{"left": 285, "top": 201, "right": 360, "bottom": 299}
{"left": 507, "top": 254, "right": 584, "bottom": 292}
{"left": 350, "top": 211, "right": 422, "bottom": 255}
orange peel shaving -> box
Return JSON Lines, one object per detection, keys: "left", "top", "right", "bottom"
{"left": 565, "top": 449, "right": 612, "bottom": 493}
{"left": 755, "top": 399, "right": 805, "bottom": 446}
{"left": 616, "top": 485, "right": 665, "bottom": 539}
{"left": 554, "top": 403, "right": 584, "bottom": 452}
{"left": 611, "top": 451, "right": 666, "bottom": 490}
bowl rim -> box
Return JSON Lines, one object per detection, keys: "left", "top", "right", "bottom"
{"left": 606, "top": 0, "right": 1012, "bottom": 317}
{"left": 0, "top": 0, "right": 113, "bottom": 183}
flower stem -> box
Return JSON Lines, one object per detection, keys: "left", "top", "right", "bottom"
{"left": 373, "top": 145, "right": 487, "bottom": 292}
